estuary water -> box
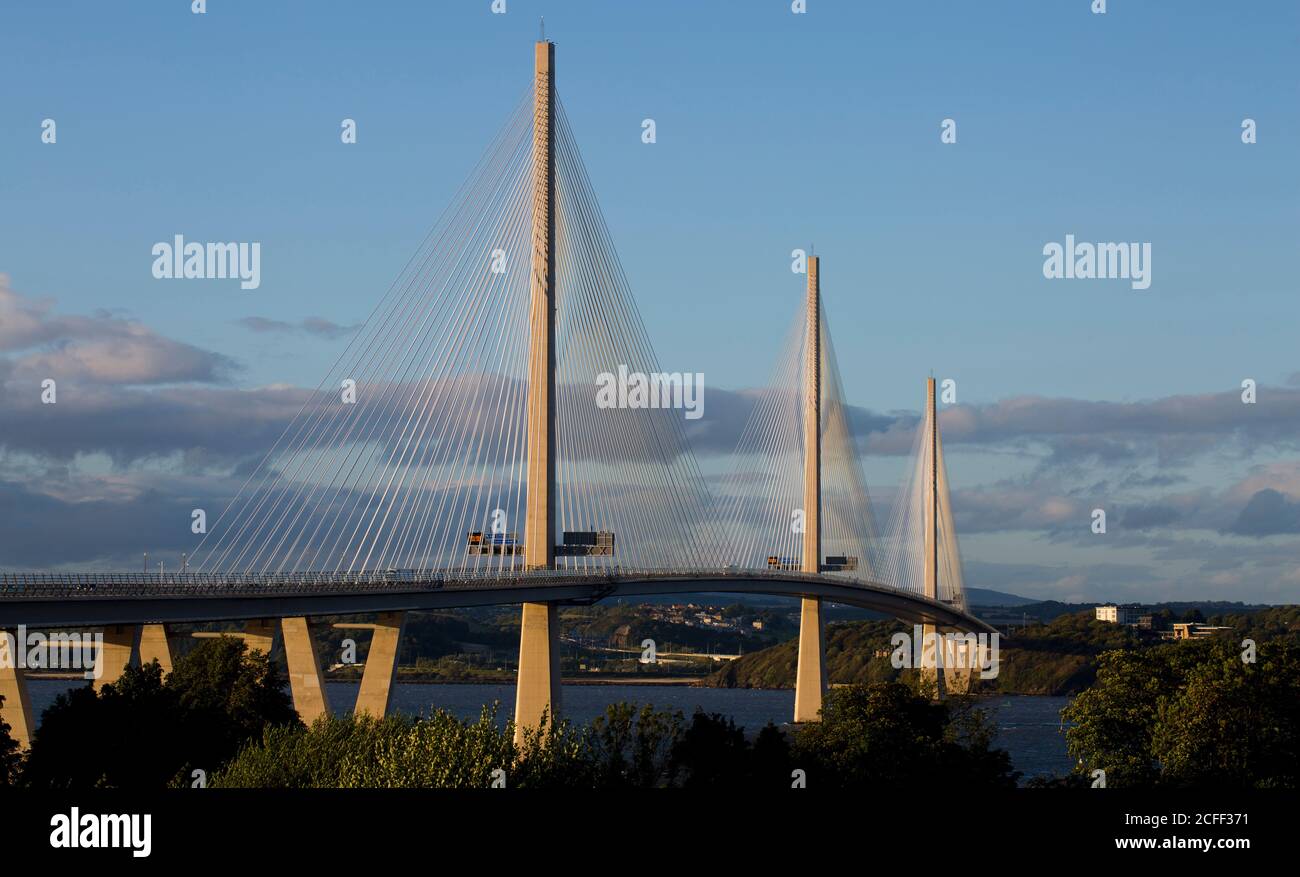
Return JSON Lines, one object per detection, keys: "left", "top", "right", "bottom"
{"left": 25, "top": 680, "right": 1074, "bottom": 783}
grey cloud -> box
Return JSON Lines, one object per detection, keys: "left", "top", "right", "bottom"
{"left": 695, "top": 384, "right": 1300, "bottom": 467}
{"left": 1227, "top": 489, "right": 1300, "bottom": 537}
{"left": 935, "top": 391, "right": 1300, "bottom": 466}
{"left": 0, "top": 278, "right": 234, "bottom": 385}
{"left": 949, "top": 480, "right": 1086, "bottom": 534}
{"left": 11, "top": 275, "right": 1300, "bottom": 477}
{"left": 0, "top": 384, "right": 311, "bottom": 465}
{"left": 0, "top": 477, "right": 221, "bottom": 568}
{"left": 1121, "top": 504, "right": 1182, "bottom": 530}
{"left": 237, "top": 316, "right": 361, "bottom": 339}
{"left": 1121, "top": 471, "right": 1187, "bottom": 489}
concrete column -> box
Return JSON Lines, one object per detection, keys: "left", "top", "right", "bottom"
{"left": 281, "top": 617, "right": 329, "bottom": 725}
{"left": 513, "top": 601, "right": 561, "bottom": 745}
{"left": 794, "top": 255, "right": 826, "bottom": 723}
{"left": 515, "top": 40, "right": 562, "bottom": 742}
{"left": 919, "top": 624, "right": 945, "bottom": 699}
{"left": 0, "top": 631, "right": 34, "bottom": 750}
{"left": 793, "top": 597, "right": 826, "bottom": 722}
{"left": 243, "top": 620, "right": 276, "bottom": 657}
{"left": 138, "top": 624, "right": 173, "bottom": 674}
{"left": 943, "top": 636, "right": 974, "bottom": 695}
{"left": 337, "top": 612, "right": 406, "bottom": 718}
{"left": 94, "top": 625, "right": 139, "bottom": 692}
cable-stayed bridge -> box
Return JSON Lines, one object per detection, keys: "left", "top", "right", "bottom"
{"left": 0, "top": 42, "right": 990, "bottom": 748}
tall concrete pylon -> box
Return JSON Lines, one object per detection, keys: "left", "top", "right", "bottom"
{"left": 515, "top": 39, "right": 562, "bottom": 745}
{"left": 920, "top": 377, "right": 947, "bottom": 699}
{"left": 934, "top": 404, "right": 975, "bottom": 694}
{"left": 793, "top": 255, "right": 826, "bottom": 723}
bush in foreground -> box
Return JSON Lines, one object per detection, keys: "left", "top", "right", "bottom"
{"left": 214, "top": 682, "right": 1017, "bottom": 789}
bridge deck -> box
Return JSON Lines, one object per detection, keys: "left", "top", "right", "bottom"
{"left": 0, "top": 569, "right": 992, "bottom": 634}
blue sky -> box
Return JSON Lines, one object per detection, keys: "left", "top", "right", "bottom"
{"left": 2, "top": 1, "right": 1298, "bottom": 603}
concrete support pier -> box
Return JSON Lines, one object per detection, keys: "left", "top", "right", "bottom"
{"left": 944, "top": 637, "right": 974, "bottom": 695}
{"left": 514, "top": 601, "right": 561, "bottom": 743}
{"left": 281, "top": 617, "right": 329, "bottom": 725}
{"left": 919, "top": 624, "right": 946, "bottom": 699}
{"left": 336, "top": 612, "right": 406, "bottom": 718}
{"left": 793, "top": 596, "right": 826, "bottom": 722}
{"left": 138, "top": 623, "right": 173, "bottom": 674}
{"left": 193, "top": 619, "right": 327, "bottom": 719}
{"left": 0, "top": 631, "right": 34, "bottom": 750}
{"left": 94, "top": 624, "right": 139, "bottom": 691}
{"left": 243, "top": 620, "right": 276, "bottom": 657}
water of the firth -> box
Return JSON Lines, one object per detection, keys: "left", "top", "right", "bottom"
{"left": 25, "top": 680, "right": 1074, "bottom": 783}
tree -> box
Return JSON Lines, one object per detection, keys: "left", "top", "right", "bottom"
{"left": 793, "top": 683, "right": 1018, "bottom": 789}
{"left": 667, "top": 712, "right": 794, "bottom": 788}
{"left": 588, "top": 702, "right": 682, "bottom": 788}
{"left": 22, "top": 636, "right": 300, "bottom": 789}
{"left": 165, "top": 636, "right": 299, "bottom": 779}
{"left": 669, "top": 711, "right": 751, "bottom": 787}
{"left": 211, "top": 686, "right": 1017, "bottom": 789}
{"left": 0, "top": 694, "right": 23, "bottom": 786}
{"left": 750, "top": 722, "right": 796, "bottom": 786}
{"left": 1152, "top": 642, "right": 1300, "bottom": 788}
{"left": 1065, "top": 639, "right": 1299, "bottom": 788}
{"left": 22, "top": 663, "right": 182, "bottom": 789}
{"left": 1061, "top": 649, "right": 1170, "bottom": 786}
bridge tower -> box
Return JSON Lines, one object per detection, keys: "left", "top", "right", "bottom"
{"left": 793, "top": 256, "right": 826, "bottom": 723}
{"left": 918, "top": 376, "right": 977, "bottom": 696}
{"left": 923, "top": 376, "right": 976, "bottom": 695}
{"left": 919, "top": 377, "right": 945, "bottom": 697}
{"left": 515, "top": 39, "right": 563, "bottom": 745}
